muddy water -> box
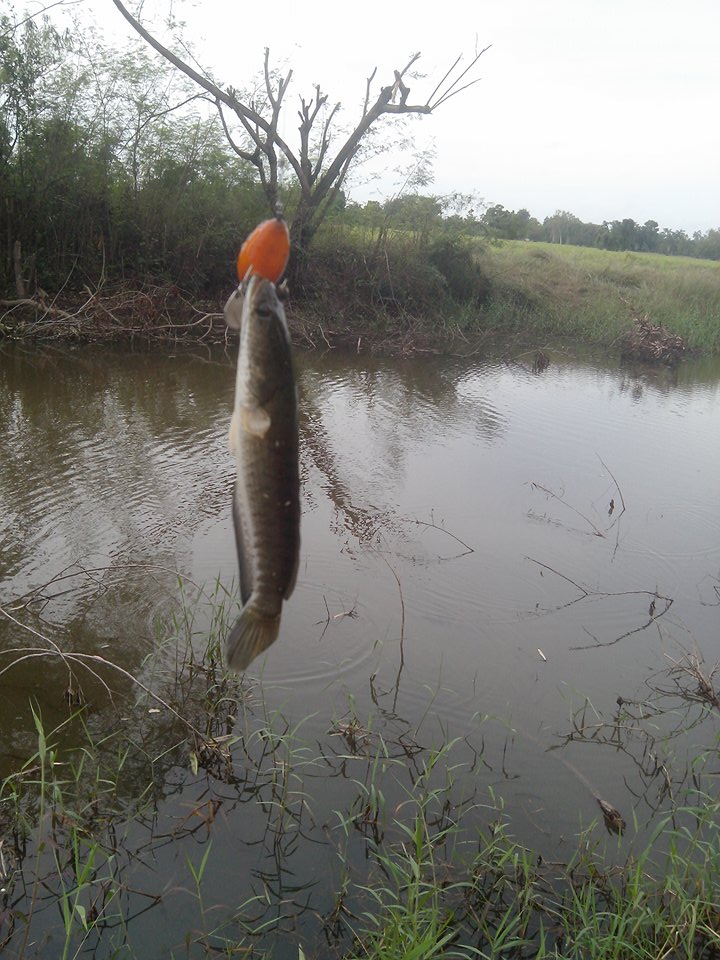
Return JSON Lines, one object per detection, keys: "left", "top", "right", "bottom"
{"left": 1, "top": 340, "right": 719, "bottom": 955}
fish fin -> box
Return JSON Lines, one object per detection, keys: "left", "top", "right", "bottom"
{"left": 223, "top": 286, "right": 245, "bottom": 329}
{"left": 232, "top": 487, "right": 253, "bottom": 605}
{"left": 240, "top": 403, "right": 271, "bottom": 438}
{"left": 225, "top": 607, "right": 281, "bottom": 671}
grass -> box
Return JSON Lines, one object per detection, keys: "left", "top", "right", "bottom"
{"left": 0, "top": 582, "right": 719, "bottom": 958}
{"left": 469, "top": 240, "right": 720, "bottom": 352}
{"left": 298, "top": 224, "right": 720, "bottom": 354}
{"left": 343, "top": 798, "right": 720, "bottom": 959}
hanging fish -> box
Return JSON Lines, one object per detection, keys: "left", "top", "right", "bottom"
{"left": 224, "top": 273, "right": 300, "bottom": 670}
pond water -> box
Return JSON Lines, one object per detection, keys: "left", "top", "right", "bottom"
{"left": 1, "top": 339, "right": 719, "bottom": 956}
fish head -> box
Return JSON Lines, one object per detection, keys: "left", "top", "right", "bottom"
{"left": 246, "top": 274, "right": 283, "bottom": 320}
{"left": 240, "top": 275, "right": 294, "bottom": 401}
{"left": 223, "top": 274, "right": 288, "bottom": 332}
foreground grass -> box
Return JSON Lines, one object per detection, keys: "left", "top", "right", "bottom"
{"left": 0, "top": 578, "right": 719, "bottom": 960}
{"left": 346, "top": 801, "right": 720, "bottom": 960}
{"left": 3, "top": 705, "right": 718, "bottom": 959}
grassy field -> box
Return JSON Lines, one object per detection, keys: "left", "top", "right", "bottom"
{"left": 295, "top": 226, "right": 720, "bottom": 354}
{"left": 467, "top": 240, "right": 720, "bottom": 352}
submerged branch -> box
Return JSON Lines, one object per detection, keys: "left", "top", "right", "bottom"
{"left": 529, "top": 481, "right": 606, "bottom": 538}
{"left": 402, "top": 515, "right": 475, "bottom": 559}
{"left": 525, "top": 557, "right": 675, "bottom": 650}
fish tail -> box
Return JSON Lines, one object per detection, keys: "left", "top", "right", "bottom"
{"left": 225, "top": 606, "right": 281, "bottom": 671}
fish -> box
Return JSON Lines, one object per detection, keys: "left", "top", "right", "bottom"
{"left": 224, "top": 274, "right": 300, "bottom": 671}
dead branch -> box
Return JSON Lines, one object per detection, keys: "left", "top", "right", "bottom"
{"left": 571, "top": 598, "right": 672, "bottom": 648}
{"left": 110, "top": 0, "right": 488, "bottom": 246}
{"left": 402, "top": 516, "right": 475, "bottom": 559}
{"left": 1, "top": 297, "right": 75, "bottom": 320}
{"left": 621, "top": 315, "right": 688, "bottom": 366}
{"left": 525, "top": 557, "right": 674, "bottom": 649}
{"left": 529, "top": 482, "right": 606, "bottom": 538}
{"left": 1, "top": 281, "right": 225, "bottom": 343}
{"left": 662, "top": 651, "right": 720, "bottom": 712}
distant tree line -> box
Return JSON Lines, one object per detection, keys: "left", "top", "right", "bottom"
{"left": 338, "top": 199, "right": 720, "bottom": 260}
{"left": 458, "top": 204, "right": 720, "bottom": 260}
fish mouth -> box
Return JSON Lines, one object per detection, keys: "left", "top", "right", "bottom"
{"left": 224, "top": 274, "right": 279, "bottom": 330}
{"left": 246, "top": 275, "right": 284, "bottom": 323}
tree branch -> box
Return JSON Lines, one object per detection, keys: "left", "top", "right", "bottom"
{"left": 216, "top": 100, "right": 263, "bottom": 168}
{"left": 109, "top": 0, "right": 489, "bottom": 246}
{"left": 429, "top": 46, "right": 491, "bottom": 108}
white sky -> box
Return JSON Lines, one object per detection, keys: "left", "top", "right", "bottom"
{"left": 59, "top": 0, "right": 720, "bottom": 232}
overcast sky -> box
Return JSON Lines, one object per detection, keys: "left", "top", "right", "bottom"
{"left": 76, "top": 0, "right": 720, "bottom": 232}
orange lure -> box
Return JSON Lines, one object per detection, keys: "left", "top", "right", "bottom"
{"left": 236, "top": 215, "right": 290, "bottom": 284}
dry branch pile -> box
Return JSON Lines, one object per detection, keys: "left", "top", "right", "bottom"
{"left": 620, "top": 315, "right": 688, "bottom": 365}
{"left": 0, "top": 283, "right": 226, "bottom": 343}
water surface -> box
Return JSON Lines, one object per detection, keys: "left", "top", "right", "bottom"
{"left": 1, "top": 340, "right": 719, "bottom": 956}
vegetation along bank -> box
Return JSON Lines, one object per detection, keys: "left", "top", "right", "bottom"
{"left": 3, "top": 7, "right": 720, "bottom": 354}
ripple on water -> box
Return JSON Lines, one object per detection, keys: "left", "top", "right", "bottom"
{"left": 2, "top": 346, "right": 720, "bottom": 755}
{"left": 3, "top": 343, "right": 720, "bottom": 933}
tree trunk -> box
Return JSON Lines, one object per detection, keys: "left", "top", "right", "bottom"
{"left": 13, "top": 240, "right": 26, "bottom": 297}
{"left": 287, "top": 207, "right": 318, "bottom": 294}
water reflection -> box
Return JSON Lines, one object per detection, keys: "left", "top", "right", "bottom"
{"left": 300, "top": 356, "right": 507, "bottom": 546}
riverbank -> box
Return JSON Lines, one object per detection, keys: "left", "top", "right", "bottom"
{"left": 2, "top": 238, "right": 719, "bottom": 356}
{"left": 471, "top": 240, "right": 720, "bottom": 353}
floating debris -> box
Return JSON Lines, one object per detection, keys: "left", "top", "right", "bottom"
{"left": 532, "top": 349, "right": 551, "bottom": 374}
{"left": 620, "top": 315, "right": 688, "bottom": 366}
{"left": 596, "top": 797, "right": 626, "bottom": 835}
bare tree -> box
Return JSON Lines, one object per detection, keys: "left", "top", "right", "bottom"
{"left": 111, "top": 0, "right": 489, "bottom": 276}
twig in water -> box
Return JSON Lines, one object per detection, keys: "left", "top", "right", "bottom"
{"left": 524, "top": 558, "right": 674, "bottom": 649}
{"left": 376, "top": 553, "right": 406, "bottom": 712}
{"left": 319, "top": 325, "right": 333, "bottom": 350}
{"left": 378, "top": 555, "right": 405, "bottom": 641}
{"left": 597, "top": 455, "right": 626, "bottom": 519}
{"left": 662, "top": 650, "right": 720, "bottom": 711}
{"left": 571, "top": 590, "right": 673, "bottom": 650}
{"left": 314, "top": 596, "right": 358, "bottom": 641}
{"left": 401, "top": 515, "right": 474, "bottom": 560}
{"left": 0, "top": 605, "right": 213, "bottom": 742}
{"left": 529, "top": 482, "right": 606, "bottom": 538}
{"left": 7, "top": 561, "right": 205, "bottom": 611}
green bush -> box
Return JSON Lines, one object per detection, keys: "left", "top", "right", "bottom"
{"left": 428, "top": 237, "right": 489, "bottom": 305}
